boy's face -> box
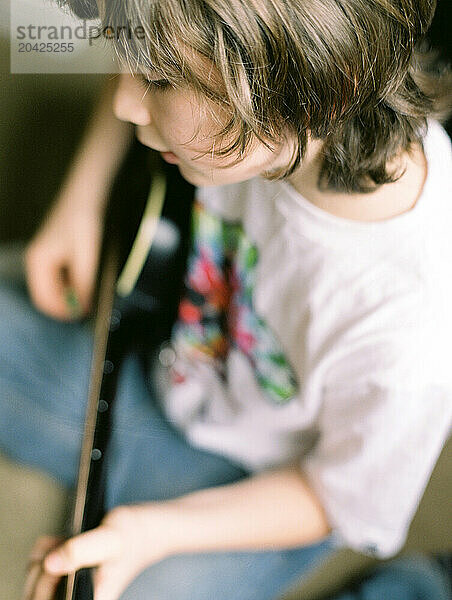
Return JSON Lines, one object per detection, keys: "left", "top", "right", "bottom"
{"left": 113, "top": 73, "right": 292, "bottom": 186}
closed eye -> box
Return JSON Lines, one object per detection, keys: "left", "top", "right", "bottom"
{"left": 139, "top": 75, "right": 171, "bottom": 91}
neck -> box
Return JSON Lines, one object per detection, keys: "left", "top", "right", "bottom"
{"left": 287, "top": 139, "right": 427, "bottom": 222}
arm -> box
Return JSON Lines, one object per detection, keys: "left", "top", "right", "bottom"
{"left": 57, "top": 75, "right": 134, "bottom": 213}
{"left": 25, "top": 465, "right": 331, "bottom": 600}
{"left": 25, "top": 76, "right": 134, "bottom": 319}
{"left": 161, "top": 464, "right": 331, "bottom": 553}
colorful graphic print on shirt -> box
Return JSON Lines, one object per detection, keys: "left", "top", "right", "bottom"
{"left": 170, "top": 200, "right": 298, "bottom": 405}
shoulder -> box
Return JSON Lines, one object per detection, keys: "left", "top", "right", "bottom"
{"left": 425, "top": 119, "right": 452, "bottom": 161}
{"left": 422, "top": 119, "right": 452, "bottom": 199}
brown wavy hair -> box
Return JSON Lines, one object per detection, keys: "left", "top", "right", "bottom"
{"left": 61, "top": 0, "right": 452, "bottom": 192}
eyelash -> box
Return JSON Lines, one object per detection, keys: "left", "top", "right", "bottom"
{"left": 139, "top": 75, "right": 171, "bottom": 91}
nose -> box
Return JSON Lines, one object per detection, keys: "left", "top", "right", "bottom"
{"left": 113, "top": 73, "right": 152, "bottom": 126}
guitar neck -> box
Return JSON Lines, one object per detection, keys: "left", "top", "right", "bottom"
{"left": 57, "top": 244, "right": 119, "bottom": 600}
{"left": 54, "top": 143, "right": 195, "bottom": 600}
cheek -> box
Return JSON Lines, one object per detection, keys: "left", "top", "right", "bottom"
{"left": 150, "top": 93, "right": 287, "bottom": 183}
{"left": 161, "top": 94, "right": 239, "bottom": 162}
{"left": 152, "top": 94, "right": 206, "bottom": 147}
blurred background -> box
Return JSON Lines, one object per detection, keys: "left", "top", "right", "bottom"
{"left": 0, "top": 0, "right": 111, "bottom": 244}
{"left": 0, "top": 1, "right": 451, "bottom": 599}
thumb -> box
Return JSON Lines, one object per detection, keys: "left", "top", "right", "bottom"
{"left": 43, "top": 527, "right": 122, "bottom": 576}
{"left": 25, "top": 245, "right": 72, "bottom": 320}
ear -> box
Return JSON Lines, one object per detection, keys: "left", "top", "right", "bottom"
{"left": 64, "top": 0, "right": 99, "bottom": 19}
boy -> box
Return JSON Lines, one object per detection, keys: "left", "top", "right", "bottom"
{"left": 2, "top": 0, "right": 451, "bottom": 598}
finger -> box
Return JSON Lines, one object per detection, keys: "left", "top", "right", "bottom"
{"left": 44, "top": 526, "right": 122, "bottom": 575}
{"left": 22, "top": 561, "right": 43, "bottom": 600}
{"left": 23, "top": 536, "right": 63, "bottom": 600}
{"left": 25, "top": 248, "right": 73, "bottom": 320}
{"left": 30, "top": 569, "right": 60, "bottom": 600}
{"left": 28, "top": 535, "right": 63, "bottom": 562}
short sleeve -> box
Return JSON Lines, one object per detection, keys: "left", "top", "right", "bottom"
{"left": 302, "top": 284, "right": 452, "bottom": 559}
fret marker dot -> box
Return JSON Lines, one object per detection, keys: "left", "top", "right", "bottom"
{"left": 91, "top": 449, "right": 102, "bottom": 461}
{"left": 110, "top": 309, "right": 121, "bottom": 331}
{"left": 103, "top": 360, "right": 114, "bottom": 374}
{"left": 98, "top": 399, "right": 109, "bottom": 413}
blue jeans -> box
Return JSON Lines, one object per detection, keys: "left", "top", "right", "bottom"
{"left": 0, "top": 280, "right": 449, "bottom": 600}
{"left": 0, "top": 280, "right": 335, "bottom": 599}
{"left": 333, "top": 554, "right": 451, "bottom": 600}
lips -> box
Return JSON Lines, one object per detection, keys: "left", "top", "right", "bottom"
{"left": 135, "top": 129, "right": 180, "bottom": 164}
{"left": 160, "top": 151, "right": 180, "bottom": 164}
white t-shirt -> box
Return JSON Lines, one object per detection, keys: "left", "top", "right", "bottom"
{"left": 151, "top": 119, "right": 452, "bottom": 559}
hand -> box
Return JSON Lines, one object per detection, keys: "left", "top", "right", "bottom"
{"left": 25, "top": 195, "right": 103, "bottom": 321}
{"left": 23, "top": 504, "right": 173, "bottom": 600}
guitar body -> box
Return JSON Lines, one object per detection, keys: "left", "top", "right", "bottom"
{"left": 108, "top": 140, "right": 195, "bottom": 356}
{"left": 56, "top": 139, "right": 194, "bottom": 599}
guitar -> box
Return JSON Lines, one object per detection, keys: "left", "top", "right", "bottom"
{"left": 55, "top": 139, "right": 194, "bottom": 599}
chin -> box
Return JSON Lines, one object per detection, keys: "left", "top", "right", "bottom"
{"left": 177, "top": 164, "right": 246, "bottom": 187}
{"left": 176, "top": 163, "right": 215, "bottom": 187}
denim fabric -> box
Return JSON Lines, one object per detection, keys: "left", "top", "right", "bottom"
{"left": 332, "top": 554, "right": 452, "bottom": 600}
{"left": 0, "top": 280, "right": 449, "bottom": 600}
{"left": 0, "top": 280, "right": 335, "bottom": 599}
